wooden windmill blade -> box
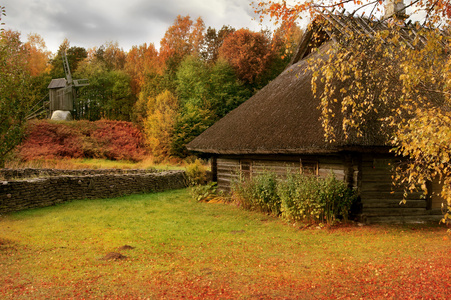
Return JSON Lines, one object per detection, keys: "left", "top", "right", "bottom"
{"left": 62, "top": 50, "right": 89, "bottom": 117}
{"left": 62, "top": 51, "right": 73, "bottom": 85}
{"left": 73, "top": 79, "right": 89, "bottom": 87}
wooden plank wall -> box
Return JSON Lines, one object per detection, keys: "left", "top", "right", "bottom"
{"left": 216, "top": 154, "right": 443, "bottom": 223}
{"left": 216, "top": 155, "right": 350, "bottom": 192}
{"left": 318, "top": 156, "right": 346, "bottom": 181}
{"left": 252, "top": 160, "right": 299, "bottom": 176}
{"left": 216, "top": 158, "right": 240, "bottom": 192}
{"left": 358, "top": 154, "right": 442, "bottom": 223}
{"left": 431, "top": 178, "right": 447, "bottom": 209}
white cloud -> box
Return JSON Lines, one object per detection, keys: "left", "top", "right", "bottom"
{"left": 2, "top": 0, "right": 268, "bottom": 53}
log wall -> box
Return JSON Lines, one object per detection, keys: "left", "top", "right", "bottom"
{"left": 358, "top": 154, "right": 442, "bottom": 223}
{"left": 215, "top": 155, "right": 351, "bottom": 192}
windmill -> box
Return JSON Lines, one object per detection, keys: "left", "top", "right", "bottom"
{"left": 48, "top": 51, "right": 89, "bottom": 120}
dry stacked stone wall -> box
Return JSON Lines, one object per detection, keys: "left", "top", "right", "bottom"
{"left": 0, "top": 168, "right": 187, "bottom": 214}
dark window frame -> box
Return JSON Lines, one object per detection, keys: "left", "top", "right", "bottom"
{"left": 240, "top": 159, "right": 252, "bottom": 180}
{"left": 300, "top": 159, "right": 319, "bottom": 176}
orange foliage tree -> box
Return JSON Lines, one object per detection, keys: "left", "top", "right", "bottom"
{"left": 24, "top": 33, "right": 51, "bottom": 76}
{"left": 125, "top": 43, "right": 161, "bottom": 96}
{"left": 96, "top": 41, "right": 127, "bottom": 71}
{"left": 201, "top": 25, "right": 235, "bottom": 63}
{"left": 218, "top": 28, "right": 274, "bottom": 84}
{"left": 159, "top": 15, "right": 205, "bottom": 73}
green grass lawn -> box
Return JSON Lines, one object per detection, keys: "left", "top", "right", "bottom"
{"left": 0, "top": 189, "right": 450, "bottom": 299}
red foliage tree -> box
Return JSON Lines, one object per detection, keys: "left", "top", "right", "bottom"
{"left": 218, "top": 29, "right": 273, "bottom": 84}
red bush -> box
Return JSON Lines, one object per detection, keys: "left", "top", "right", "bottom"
{"left": 91, "top": 120, "right": 146, "bottom": 161}
{"left": 17, "top": 120, "right": 146, "bottom": 161}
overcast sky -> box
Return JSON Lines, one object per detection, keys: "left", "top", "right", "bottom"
{"left": 2, "top": 0, "right": 279, "bottom": 54}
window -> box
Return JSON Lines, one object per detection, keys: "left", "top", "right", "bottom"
{"left": 240, "top": 160, "right": 252, "bottom": 180}
{"left": 300, "top": 159, "right": 318, "bottom": 175}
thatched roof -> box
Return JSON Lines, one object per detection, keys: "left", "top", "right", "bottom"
{"left": 187, "top": 40, "right": 381, "bottom": 155}
{"left": 187, "top": 12, "right": 440, "bottom": 156}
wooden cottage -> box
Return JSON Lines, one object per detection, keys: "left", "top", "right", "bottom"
{"left": 187, "top": 13, "right": 445, "bottom": 223}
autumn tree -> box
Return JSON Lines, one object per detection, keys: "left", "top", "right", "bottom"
{"left": 201, "top": 25, "right": 235, "bottom": 63}
{"left": 218, "top": 28, "right": 273, "bottom": 85}
{"left": 266, "top": 21, "right": 303, "bottom": 81}
{"left": 22, "top": 33, "right": 53, "bottom": 116}
{"left": 95, "top": 41, "right": 127, "bottom": 71}
{"left": 0, "top": 27, "right": 33, "bottom": 166}
{"left": 125, "top": 43, "right": 174, "bottom": 126}
{"left": 0, "top": 5, "right": 4, "bottom": 31}
{"left": 159, "top": 15, "right": 205, "bottom": 74}
{"left": 125, "top": 43, "right": 161, "bottom": 96}
{"left": 257, "top": 0, "right": 451, "bottom": 221}
{"left": 24, "top": 33, "right": 51, "bottom": 76}
{"left": 143, "top": 90, "right": 179, "bottom": 158}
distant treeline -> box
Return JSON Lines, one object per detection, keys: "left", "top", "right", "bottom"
{"left": 1, "top": 14, "right": 301, "bottom": 159}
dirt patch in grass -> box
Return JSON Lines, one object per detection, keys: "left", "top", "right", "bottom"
{"left": 0, "top": 238, "right": 16, "bottom": 251}
{"left": 117, "top": 245, "right": 135, "bottom": 251}
{"left": 0, "top": 238, "right": 11, "bottom": 245}
{"left": 99, "top": 252, "right": 127, "bottom": 261}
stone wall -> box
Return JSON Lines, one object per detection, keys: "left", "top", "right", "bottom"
{"left": 0, "top": 169, "right": 187, "bottom": 214}
{"left": 0, "top": 168, "right": 158, "bottom": 180}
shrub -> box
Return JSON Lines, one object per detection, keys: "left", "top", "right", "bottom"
{"left": 319, "top": 173, "right": 356, "bottom": 223}
{"left": 278, "top": 174, "right": 323, "bottom": 222}
{"left": 16, "top": 119, "right": 146, "bottom": 162}
{"left": 231, "top": 171, "right": 356, "bottom": 224}
{"left": 190, "top": 182, "right": 217, "bottom": 202}
{"left": 185, "top": 159, "right": 217, "bottom": 202}
{"left": 185, "top": 159, "right": 207, "bottom": 186}
{"left": 92, "top": 120, "right": 146, "bottom": 161}
{"left": 232, "top": 172, "right": 280, "bottom": 215}
{"left": 279, "top": 172, "right": 356, "bottom": 224}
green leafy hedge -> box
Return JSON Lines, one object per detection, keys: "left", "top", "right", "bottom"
{"left": 232, "top": 172, "right": 356, "bottom": 224}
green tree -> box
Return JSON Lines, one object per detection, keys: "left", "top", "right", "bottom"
{"left": 208, "top": 58, "right": 251, "bottom": 118}
{"left": 170, "top": 104, "right": 214, "bottom": 158}
{"left": 176, "top": 55, "right": 250, "bottom": 119}
{"left": 176, "top": 55, "right": 210, "bottom": 108}
{"left": 74, "top": 58, "right": 133, "bottom": 121}
{"left": 0, "top": 28, "right": 32, "bottom": 166}
{"left": 49, "top": 39, "right": 87, "bottom": 79}
{"left": 171, "top": 55, "right": 250, "bottom": 157}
